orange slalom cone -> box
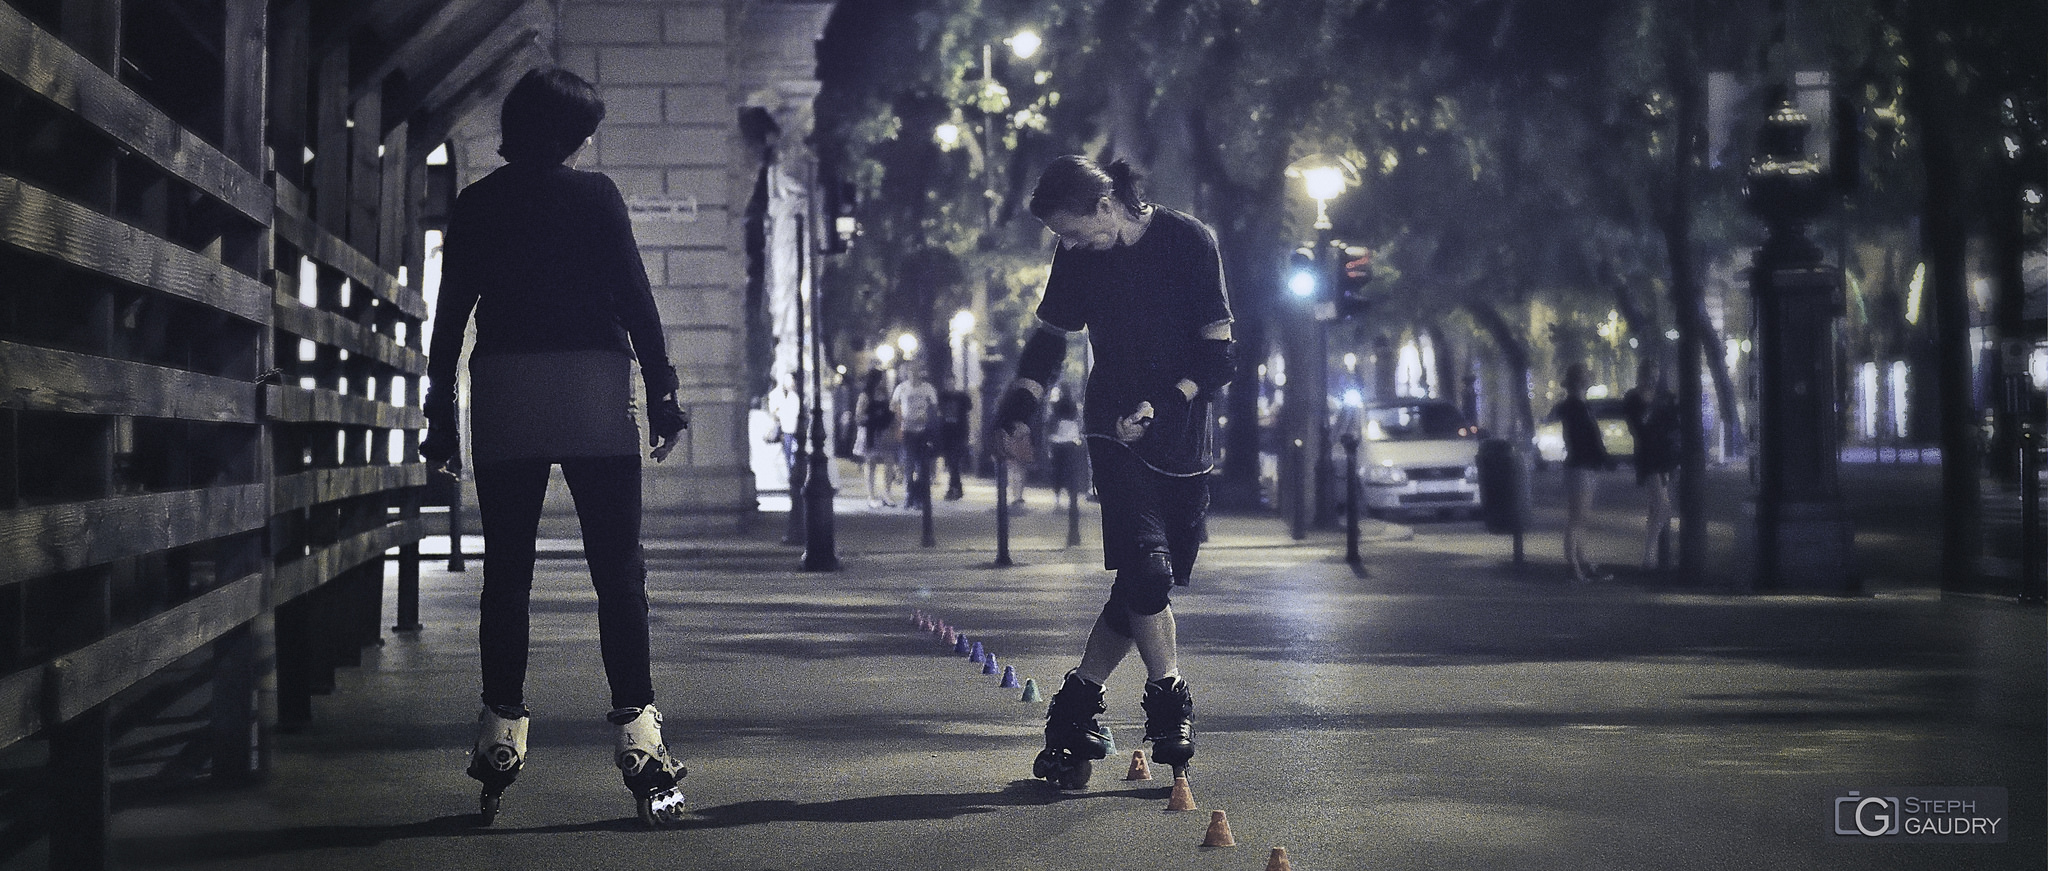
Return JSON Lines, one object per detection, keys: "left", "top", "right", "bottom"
{"left": 1165, "top": 775, "right": 1197, "bottom": 811}
{"left": 1264, "top": 846, "right": 1292, "bottom": 871}
{"left": 1201, "top": 810, "right": 1236, "bottom": 848}
{"left": 1122, "top": 750, "right": 1152, "bottom": 781}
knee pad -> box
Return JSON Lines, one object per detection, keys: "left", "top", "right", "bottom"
{"left": 1108, "top": 552, "right": 1175, "bottom": 618}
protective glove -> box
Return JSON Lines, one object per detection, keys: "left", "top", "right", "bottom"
{"left": 420, "top": 388, "right": 460, "bottom": 471}
{"left": 643, "top": 362, "right": 688, "bottom": 461}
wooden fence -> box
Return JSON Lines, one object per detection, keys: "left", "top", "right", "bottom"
{"left": 0, "top": 2, "right": 448, "bottom": 866}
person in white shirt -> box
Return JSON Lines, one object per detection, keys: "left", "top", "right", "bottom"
{"left": 891, "top": 363, "right": 941, "bottom": 510}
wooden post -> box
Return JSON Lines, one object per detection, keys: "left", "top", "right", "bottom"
{"left": 209, "top": 623, "right": 262, "bottom": 784}
{"left": 47, "top": 704, "right": 111, "bottom": 871}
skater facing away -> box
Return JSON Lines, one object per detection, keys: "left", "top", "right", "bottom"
{"left": 421, "top": 68, "right": 689, "bottom": 827}
{"left": 994, "top": 155, "right": 1234, "bottom": 789}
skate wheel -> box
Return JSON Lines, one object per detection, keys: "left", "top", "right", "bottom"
{"left": 477, "top": 791, "right": 501, "bottom": 826}
{"left": 638, "top": 787, "right": 687, "bottom": 828}
{"left": 1032, "top": 749, "right": 1092, "bottom": 791}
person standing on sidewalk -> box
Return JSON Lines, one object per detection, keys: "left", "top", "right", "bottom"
{"left": 892, "top": 362, "right": 940, "bottom": 510}
{"left": 1623, "top": 358, "right": 1681, "bottom": 571}
{"left": 855, "top": 366, "right": 900, "bottom": 508}
{"left": 936, "top": 375, "right": 973, "bottom": 500}
{"left": 1048, "top": 392, "right": 1087, "bottom": 503}
{"left": 420, "top": 68, "right": 690, "bottom": 827}
{"left": 1552, "top": 363, "right": 1612, "bottom": 583}
{"left": 994, "top": 155, "right": 1234, "bottom": 789}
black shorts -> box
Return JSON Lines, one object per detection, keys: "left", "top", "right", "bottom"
{"left": 1088, "top": 439, "right": 1209, "bottom": 582}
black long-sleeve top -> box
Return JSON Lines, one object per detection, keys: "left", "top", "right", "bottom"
{"left": 426, "top": 161, "right": 668, "bottom": 392}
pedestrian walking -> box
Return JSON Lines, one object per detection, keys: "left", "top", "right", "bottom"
{"left": 936, "top": 376, "right": 973, "bottom": 500}
{"left": 855, "top": 367, "right": 900, "bottom": 508}
{"left": 764, "top": 374, "right": 802, "bottom": 474}
{"left": 1623, "top": 358, "right": 1681, "bottom": 571}
{"left": 892, "top": 362, "right": 940, "bottom": 510}
{"left": 1048, "top": 392, "right": 1087, "bottom": 501}
{"left": 993, "top": 155, "right": 1234, "bottom": 789}
{"left": 1551, "top": 363, "right": 1611, "bottom": 583}
{"left": 420, "top": 68, "right": 689, "bottom": 827}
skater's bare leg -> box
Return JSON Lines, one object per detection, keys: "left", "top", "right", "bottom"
{"left": 1127, "top": 605, "right": 1180, "bottom": 682}
{"left": 1074, "top": 611, "right": 1133, "bottom": 684}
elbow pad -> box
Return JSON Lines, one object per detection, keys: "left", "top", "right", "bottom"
{"left": 1016, "top": 328, "right": 1068, "bottom": 387}
{"left": 994, "top": 381, "right": 1042, "bottom": 431}
{"left": 1189, "top": 339, "right": 1234, "bottom": 395}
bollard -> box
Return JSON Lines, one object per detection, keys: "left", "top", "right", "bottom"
{"left": 1065, "top": 486, "right": 1081, "bottom": 548}
{"left": 994, "top": 456, "right": 1014, "bottom": 567}
{"left": 1341, "top": 430, "right": 1361, "bottom": 564}
{"left": 920, "top": 477, "right": 936, "bottom": 549}
{"left": 1476, "top": 438, "right": 1533, "bottom": 566}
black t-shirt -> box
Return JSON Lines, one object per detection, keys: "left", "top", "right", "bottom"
{"left": 1553, "top": 397, "right": 1610, "bottom": 470}
{"left": 1035, "top": 206, "right": 1232, "bottom": 475}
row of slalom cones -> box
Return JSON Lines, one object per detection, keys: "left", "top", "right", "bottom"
{"left": 1130, "top": 750, "right": 1291, "bottom": 865}
{"left": 917, "top": 612, "right": 1294, "bottom": 868}
{"left": 913, "top": 610, "right": 1034, "bottom": 698}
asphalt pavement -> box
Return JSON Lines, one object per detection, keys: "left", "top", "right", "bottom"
{"left": 87, "top": 461, "right": 2046, "bottom": 871}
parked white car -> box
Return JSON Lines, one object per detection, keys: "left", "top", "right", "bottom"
{"left": 1333, "top": 400, "right": 1482, "bottom": 519}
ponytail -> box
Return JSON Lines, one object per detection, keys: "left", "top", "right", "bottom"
{"left": 1029, "top": 155, "right": 1148, "bottom": 219}
{"left": 1104, "top": 159, "right": 1145, "bottom": 217}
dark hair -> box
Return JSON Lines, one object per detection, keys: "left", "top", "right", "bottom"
{"left": 499, "top": 68, "right": 605, "bottom": 164}
{"left": 1028, "top": 155, "right": 1145, "bottom": 219}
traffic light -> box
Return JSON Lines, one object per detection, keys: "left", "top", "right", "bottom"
{"left": 1334, "top": 244, "right": 1374, "bottom": 318}
{"left": 1286, "top": 247, "right": 1321, "bottom": 300}
{"left": 823, "top": 177, "right": 858, "bottom": 254}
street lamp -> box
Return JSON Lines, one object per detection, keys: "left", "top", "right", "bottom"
{"left": 896, "top": 332, "right": 920, "bottom": 361}
{"left": 876, "top": 343, "right": 897, "bottom": 368}
{"left": 1280, "top": 154, "right": 1358, "bottom": 537}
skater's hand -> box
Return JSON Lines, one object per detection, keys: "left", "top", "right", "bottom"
{"left": 996, "top": 421, "right": 1034, "bottom": 464}
{"left": 1114, "top": 401, "right": 1155, "bottom": 443}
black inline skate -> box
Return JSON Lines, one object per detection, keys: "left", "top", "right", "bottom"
{"left": 612, "top": 704, "right": 688, "bottom": 827}
{"left": 1032, "top": 671, "right": 1116, "bottom": 790}
{"left": 1140, "top": 675, "right": 1195, "bottom": 777}
{"left": 466, "top": 704, "right": 529, "bottom": 825}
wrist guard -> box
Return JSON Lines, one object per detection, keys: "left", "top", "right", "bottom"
{"left": 642, "top": 362, "right": 680, "bottom": 401}
{"left": 994, "top": 380, "right": 1042, "bottom": 431}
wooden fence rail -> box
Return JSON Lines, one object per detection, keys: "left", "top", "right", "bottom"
{"left": 0, "top": 2, "right": 442, "bottom": 867}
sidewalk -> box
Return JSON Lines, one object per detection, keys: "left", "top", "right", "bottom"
{"left": 90, "top": 468, "right": 2045, "bottom": 871}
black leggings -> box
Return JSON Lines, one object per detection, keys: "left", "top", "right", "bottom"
{"left": 473, "top": 455, "right": 653, "bottom": 711}
{"left": 1088, "top": 440, "right": 1209, "bottom": 618}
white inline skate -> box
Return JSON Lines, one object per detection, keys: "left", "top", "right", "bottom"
{"left": 466, "top": 705, "right": 529, "bottom": 825}
{"left": 611, "top": 704, "right": 688, "bottom": 827}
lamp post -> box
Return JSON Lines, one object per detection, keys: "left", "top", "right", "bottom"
{"left": 1281, "top": 155, "right": 1356, "bottom": 538}
{"left": 800, "top": 213, "right": 840, "bottom": 571}
{"left": 1741, "top": 100, "right": 1853, "bottom": 592}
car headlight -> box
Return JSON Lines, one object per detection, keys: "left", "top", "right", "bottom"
{"left": 1364, "top": 464, "right": 1408, "bottom": 485}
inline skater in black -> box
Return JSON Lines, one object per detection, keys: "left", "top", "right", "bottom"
{"left": 994, "top": 156, "right": 1234, "bottom": 789}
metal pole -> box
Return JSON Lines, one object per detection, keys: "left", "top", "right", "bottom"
{"left": 919, "top": 446, "right": 936, "bottom": 548}
{"left": 995, "top": 455, "right": 1014, "bottom": 566}
{"left": 786, "top": 222, "right": 809, "bottom": 547}
{"left": 2021, "top": 395, "right": 2043, "bottom": 604}
{"left": 1066, "top": 482, "right": 1081, "bottom": 547}
{"left": 802, "top": 217, "right": 841, "bottom": 571}
{"left": 1343, "top": 435, "right": 1360, "bottom": 563}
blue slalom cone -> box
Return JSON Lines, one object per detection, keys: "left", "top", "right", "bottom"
{"left": 968, "top": 641, "right": 985, "bottom": 664}
{"left": 999, "top": 665, "right": 1020, "bottom": 688}
{"left": 1020, "top": 678, "right": 1042, "bottom": 702}
{"left": 954, "top": 634, "right": 971, "bottom": 655}
{"left": 982, "top": 654, "right": 999, "bottom": 675}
